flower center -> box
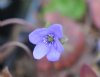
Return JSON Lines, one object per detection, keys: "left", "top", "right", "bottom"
{"left": 47, "top": 34, "right": 54, "bottom": 43}
{"left": 47, "top": 35, "right": 54, "bottom": 42}
{"left": 43, "top": 34, "right": 55, "bottom": 44}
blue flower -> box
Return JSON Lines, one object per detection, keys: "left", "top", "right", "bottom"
{"left": 29, "top": 24, "right": 64, "bottom": 61}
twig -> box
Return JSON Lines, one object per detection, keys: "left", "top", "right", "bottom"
{"left": 0, "top": 41, "right": 32, "bottom": 62}
{"left": 0, "top": 18, "right": 33, "bottom": 27}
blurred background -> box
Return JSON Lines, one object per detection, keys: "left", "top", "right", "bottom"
{"left": 0, "top": 0, "right": 100, "bottom": 77}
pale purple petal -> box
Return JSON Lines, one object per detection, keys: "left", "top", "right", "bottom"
{"left": 54, "top": 38, "right": 64, "bottom": 52}
{"left": 48, "top": 24, "right": 63, "bottom": 38}
{"left": 47, "top": 46, "right": 61, "bottom": 61}
{"left": 33, "top": 43, "right": 49, "bottom": 59}
{"left": 29, "top": 28, "right": 48, "bottom": 44}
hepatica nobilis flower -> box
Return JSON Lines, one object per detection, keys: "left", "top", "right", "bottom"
{"left": 29, "top": 24, "right": 64, "bottom": 61}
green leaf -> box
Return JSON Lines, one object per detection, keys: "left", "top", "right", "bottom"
{"left": 43, "top": 0, "right": 86, "bottom": 20}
